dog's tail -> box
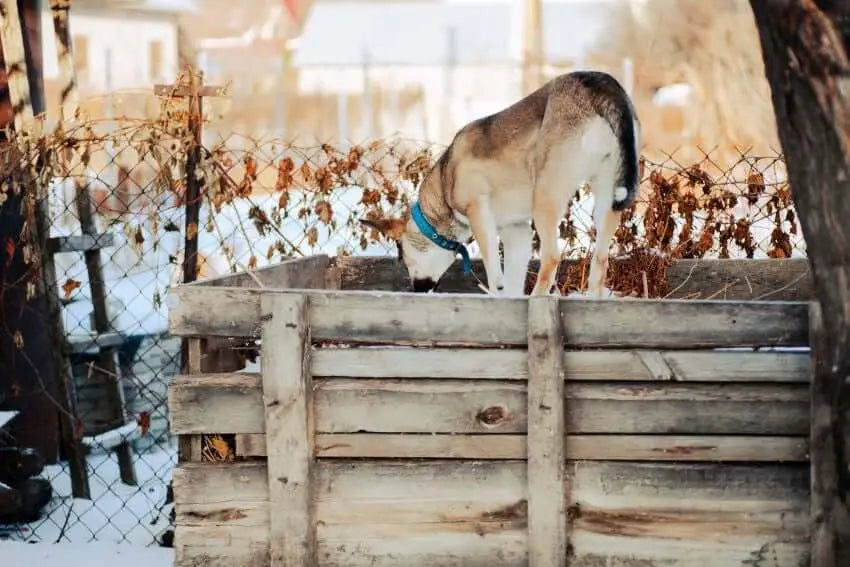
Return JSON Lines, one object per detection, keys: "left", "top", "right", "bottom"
{"left": 574, "top": 71, "right": 641, "bottom": 212}
{"left": 610, "top": 108, "right": 640, "bottom": 212}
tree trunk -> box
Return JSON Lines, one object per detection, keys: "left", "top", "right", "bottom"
{"left": 748, "top": 2, "right": 850, "bottom": 565}
{"left": 0, "top": 0, "right": 59, "bottom": 462}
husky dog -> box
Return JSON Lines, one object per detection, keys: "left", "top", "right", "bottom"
{"left": 361, "top": 70, "right": 641, "bottom": 296}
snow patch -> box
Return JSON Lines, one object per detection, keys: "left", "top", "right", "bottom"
{"left": 0, "top": 541, "right": 173, "bottom": 567}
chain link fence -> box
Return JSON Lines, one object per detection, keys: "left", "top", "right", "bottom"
{"left": 0, "top": 95, "right": 804, "bottom": 547}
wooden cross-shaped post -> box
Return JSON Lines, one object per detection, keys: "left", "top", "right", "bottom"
{"left": 153, "top": 71, "right": 224, "bottom": 398}
{"left": 153, "top": 71, "right": 224, "bottom": 288}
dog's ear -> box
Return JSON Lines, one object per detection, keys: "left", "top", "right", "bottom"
{"left": 359, "top": 216, "right": 407, "bottom": 241}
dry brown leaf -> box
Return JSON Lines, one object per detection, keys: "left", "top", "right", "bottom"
{"left": 276, "top": 157, "right": 294, "bottom": 191}
{"left": 137, "top": 411, "right": 151, "bottom": 436}
{"left": 62, "top": 278, "right": 82, "bottom": 299}
{"left": 315, "top": 201, "right": 333, "bottom": 224}
{"left": 209, "top": 435, "right": 232, "bottom": 460}
{"left": 187, "top": 222, "right": 198, "bottom": 240}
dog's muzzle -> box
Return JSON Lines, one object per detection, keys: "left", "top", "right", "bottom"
{"left": 411, "top": 278, "right": 438, "bottom": 293}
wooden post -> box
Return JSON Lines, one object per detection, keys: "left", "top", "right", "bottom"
{"left": 521, "top": 0, "right": 544, "bottom": 95}
{"left": 526, "top": 295, "right": 566, "bottom": 567}
{"left": 153, "top": 72, "right": 224, "bottom": 375}
{"left": 261, "top": 293, "right": 314, "bottom": 566}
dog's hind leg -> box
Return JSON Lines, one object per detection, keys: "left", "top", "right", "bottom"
{"left": 587, "top": 179, "right": 623, "bottom": 298}
{"left": 530, "top": 194, "right": 564, "bottom": 296}
{"left": 501, "top": 222, "right": 532, "bottom": 297}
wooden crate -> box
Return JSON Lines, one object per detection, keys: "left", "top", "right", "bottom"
{"left": 167, "top": 255, "right": 812, "bottom": 567}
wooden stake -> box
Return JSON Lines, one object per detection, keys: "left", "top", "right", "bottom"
{"left": 527, "top": 295, "right": 566, "bottom": 567}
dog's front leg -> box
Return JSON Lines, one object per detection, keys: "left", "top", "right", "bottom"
{"left": 501, "top": 223, "right": 532, "bottom": 297}
{"left": 466, "top": 198, "right": 503, "bottom": 295}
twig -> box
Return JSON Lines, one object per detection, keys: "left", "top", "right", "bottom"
{"left": 55, "top": 498, "right": 74, "bottom": 543}
{"left": 641, "top": 270, "right": 649, "bottom": 298}
{"left": 704, "top": 281, "right": 736, "bottom": 300}
{"left": 754, "top": 270, "right": 808, "bottom": 300}
{"left": 663, "top": 258, "right": 700, "bottom": 298}
{"left": 234, "top": 261, "right": 267, "bottom": 289}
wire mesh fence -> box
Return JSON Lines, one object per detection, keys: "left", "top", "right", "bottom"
{"left": 0, "top": 88, "right": 805, "bottom": 547}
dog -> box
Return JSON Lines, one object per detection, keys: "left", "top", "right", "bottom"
{"left": 361, "top": 70, "right": 641, "bottom": 297}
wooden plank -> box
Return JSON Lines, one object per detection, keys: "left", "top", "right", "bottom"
{"left": 311, "top": 347, "right": 810, "bottom": 382}
{"left": 175, "top": 525, "right": 269, "bottom": 567}
{"left": 235, "top": 433, "right": 809, "bottom": 462}
{"left": 567, "top": 460, "right": 809, "bottom": 565}
{"left": 47, "top": 233, "right": 114, "bottom": 253}
{"left": 315, "top": 380, "right": 808, "bottom": 435}
{"left": 333, "top": 256, "right": 813, "bottom": 300}
{"left": 173, "top": 463, "right": 269, "bottom": 529}
{"left": 169, "top": 374, "right": 808, "bottom": 435}
{"left": 526, "top": 296, "right": 566, "bottom": 567}
{"left": 318, "top": 459, "right": 528, "bottom": 566}
{"left": 201, "top": 255, "right": 330, "bottom": 289}
{"left": 664, "top": 257, "right": 812, "bottom": 301}
{"left": 168, "top": 285, "right": 809, "bottom": 348}
{"left": 169, "top": 373, "right": 265, "bottom": 434}
{"left": 64, "top": 332, "right": 125, "bottom": 354}
{"left": 260, "top": 293, "right": 314, "bottom": 566}
{"left": 333, "top": 256, "right": 812, "bottom": 301}
{"left": 172, "top": 460, "right": 807, "bottom": 566}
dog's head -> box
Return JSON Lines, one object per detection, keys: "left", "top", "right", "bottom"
{"left": 359, "top": 214, "right": 456, "bottom": 292}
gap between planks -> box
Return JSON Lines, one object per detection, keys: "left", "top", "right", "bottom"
{"left": 234, "top": 433, "right": 809, "bottom": 462}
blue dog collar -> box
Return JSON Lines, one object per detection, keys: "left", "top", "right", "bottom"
{"left": 410, "top": 201, "right": 473, "bottom": 275}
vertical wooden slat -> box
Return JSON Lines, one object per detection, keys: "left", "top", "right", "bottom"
{"left": 261, "top": 293, "right": 314, "bottom": 566}
{"left": 527, "top": 295, "right": 566, "bottom": 567}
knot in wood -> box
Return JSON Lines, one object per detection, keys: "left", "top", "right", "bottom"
{"left": 476, "top": 405, "right": 510, "bottom": 428}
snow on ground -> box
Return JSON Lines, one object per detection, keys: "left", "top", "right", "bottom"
{"left": 1, "top": 444, "right": 176, "bottom": 546}
{"left": 0, "top": 541, "right": 172, "bottom": 567}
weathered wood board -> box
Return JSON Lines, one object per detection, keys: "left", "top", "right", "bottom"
{"left": 330, "top": 256, "right": 813, "bottom": 300}
{"left": 169, "top": 374, "right": 809, "bottom": 436}
{"left": 233, "top": 433, "right": 809, "bottom": 462}
{"left": 169, "top": 285, "right": 808, "bottom": 347}
{"left": 172, "top": 460, "right": 809, "bottom": 567}
{"left": 311, "top": 347, "right": 810, "bottom": 382}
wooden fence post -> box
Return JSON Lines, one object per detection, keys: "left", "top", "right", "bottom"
{"left": 527, "top": 295, "right": 566, "bottom": 566}
{"left": 261, "top": 292, "right": 314, "bottom": 566}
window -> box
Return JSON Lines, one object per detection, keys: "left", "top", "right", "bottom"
{"left": 149, "top": 40, "right": 164, "bottom": 81}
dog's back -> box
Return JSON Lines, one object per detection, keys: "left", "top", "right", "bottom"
{"left": 445, "top": 71, "right": 640, "bottom": 216}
